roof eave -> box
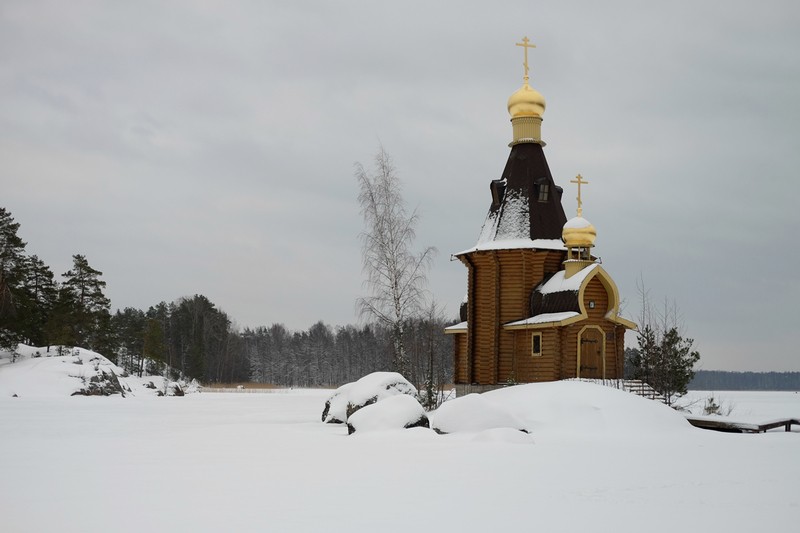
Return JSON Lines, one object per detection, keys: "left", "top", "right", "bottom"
{"left": 503, "top": 313, "right": 586, "bottom": 330}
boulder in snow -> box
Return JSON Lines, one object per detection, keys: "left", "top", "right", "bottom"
{"left": 346, "top": 394, "right": 429, "bottom": 435}
{"left": 321, "top": 382, "right": 354, "bottom": 424}
{"left": 345, "top": 371, "right": 417, "bottom": 419}
{"left": 70, "top": 356, "right": 129, "bottom": 397}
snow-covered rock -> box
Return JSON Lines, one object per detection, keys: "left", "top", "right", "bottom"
{"left": 321, "top": 382, "right": 354, "bottom": 423}
{"left": 345, "top": 371, "right": 417, "bottom": 418}
{"left": 0, "top": 345, "right": 132, "bottom": 398}
{"left": 71, "top": 360, "right": 129, "bottom": 397}
{"left": 0, "top": 344, "right": 199, "bottom": 398}
{"left": 320, "top": 372, "right": 418, "bottom": 424}
{"left": 429, "top": 393, "right": 530, "bottom": 434}
{"left": 346, "top": 394, "right": 429, "bottom": 435}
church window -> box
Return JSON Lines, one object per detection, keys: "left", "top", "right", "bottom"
{"left": 490, "top": 179, "right": 506, "bottom": 209}
{"left": 532, "top": 333, "right": 542, "bottom": 356}
{"left": 537, "top": 183, "right": 550, "bottom": 202}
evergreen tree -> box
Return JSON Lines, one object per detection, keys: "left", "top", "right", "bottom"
{"left": 43, "top": 286, "right": 79, "bottom": 348}
{"left": 0, "top": 208, "right": 28, "bottom": 347}
{"left": 631, "top": 280, "right": 701, "bottom": 405}
{"left": 630, "top": 324, "right": 700, "bottom": 405}
{"left": 17, "top": 255, "right": 58, "bottom": 345}
{"left": 147, "top": 302, "right": 173, "bottom": 371}
{"left": 142, "top": 318, "right": 166, "bottom": 376}
{"left": 111, "top": 307, "right": 146, "bottom": 370}
{"left": 60, "top": 254, "right": 111, "bottom": 349}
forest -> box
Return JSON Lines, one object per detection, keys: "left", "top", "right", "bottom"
{"left": 0, "top": 207, "right": 453, "bottom": 390}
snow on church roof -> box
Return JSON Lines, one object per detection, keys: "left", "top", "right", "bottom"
{"left": 481, "top": 189, "right": 529, "bottom": 243}
{"left": 537, "top": 263, "right": 598, "bottom": 294}
{"left": 454, "top": 238, "right": 565, "bottom": 256}
{"left": 454, "top": 179, "right": 567, "bottom": 256}
{"left": 444, "top": 321, "right": 467, "bottom": 332}
{"left": 505, "top": 311, "right": 581, "bottom": 327}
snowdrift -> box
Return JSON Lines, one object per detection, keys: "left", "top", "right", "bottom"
{"left": 484, "top": 381, "right": 690, "bottom": 434}
{"left": 430, "top": 381, "right": 690, "bottom": 436}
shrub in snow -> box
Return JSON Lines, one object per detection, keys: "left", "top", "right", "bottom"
{"left": 321, "top": 383, "right": 354, "bottom": 424}
{"left": 702, "top": 394, "right": 733, "bottom": 417}
{"left": 166, "top": 382, "right": 184, "bottom": 397}
{"left": 345, "top": 372, "right": 417, "bottom": 419}
{"left": 428, "top": 393, "right": 530, "bottom": 434}
{"left": 346, "top": 394, "right": 429, "bottom": 435}
{"left": 185, "top": 379, "right": 201, "bottom": 394}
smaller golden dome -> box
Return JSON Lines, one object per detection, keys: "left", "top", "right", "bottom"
{"left": 562, "top": 216, "right": 596, "bottom": 248}
{"left": 507, "top": 81, "right": 546, "bottom": 118}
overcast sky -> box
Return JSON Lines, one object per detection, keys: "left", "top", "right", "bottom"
{"left": 2, "top": 1, "right": 798, "bottom": 371}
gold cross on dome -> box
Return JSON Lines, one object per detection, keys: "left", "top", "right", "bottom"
{"left": 570, "top": 174, "right": 589, "bottom": 217}
{"left": 515, "top": 36, "right": 536, "bottom": 80}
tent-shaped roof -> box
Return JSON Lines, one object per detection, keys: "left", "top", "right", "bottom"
{"left": 454, "top": 142, "right": 567, "bottom": 257}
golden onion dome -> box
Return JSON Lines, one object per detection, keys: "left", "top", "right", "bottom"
{"left": 562, "top": 216, "right": 597, "bottom": 248}
{"left": 507, "top": 81, "right": 546, "bottom": 118}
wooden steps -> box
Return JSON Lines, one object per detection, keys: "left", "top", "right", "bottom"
{"left": 571, "top": 378, "right": 668, "bottom": 403}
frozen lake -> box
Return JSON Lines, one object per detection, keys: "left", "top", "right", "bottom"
{"left": 1, "top": 386, "right": 798, "bottom": 533}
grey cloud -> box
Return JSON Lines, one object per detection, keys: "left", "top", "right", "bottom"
{"left": 2, "top": 0, "right": 798, "bottom": 370}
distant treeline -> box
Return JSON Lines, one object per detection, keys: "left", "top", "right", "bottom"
{"left": 116, "top": 299, "right": 453, "bottom": 389}
{"left": 689, "top": 370, "right": 800, "bottom": 391}
{"left": 1, "top": 207, "right": 453, "bottom": 390}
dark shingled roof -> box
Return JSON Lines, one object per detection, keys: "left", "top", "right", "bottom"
{"left": 530, "top": 272, "right": 580, "bottom": 317}
{"left": 481, "top": 142, "right": 568, "bottom": 242}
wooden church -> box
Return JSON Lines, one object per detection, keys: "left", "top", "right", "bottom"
{"left": 445, "top": 38, "right": 635, "bottom": 394}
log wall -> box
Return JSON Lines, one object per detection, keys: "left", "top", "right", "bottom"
{"left": 456, "top": 252, "right": 627, "bottom": 384}
{"left": 461, "top": 248, "right": 565, "bottom": 385}
{"left": 453, "top": 333, "right": 468, "bottom": 384}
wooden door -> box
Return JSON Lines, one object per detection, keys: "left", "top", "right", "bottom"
{"left": 579, "top": 328, "right": 603, "bottom": 378}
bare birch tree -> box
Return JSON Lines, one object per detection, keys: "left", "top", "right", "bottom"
{"left": 355, "top": 146, "right": 436, "bottom": 377}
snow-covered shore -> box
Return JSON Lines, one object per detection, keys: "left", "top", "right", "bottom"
{"left": 1, "top": 376, "right": 797, "bottom": 532}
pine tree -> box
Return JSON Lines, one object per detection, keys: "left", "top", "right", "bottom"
{"left": 17, "top": 255, "right": 58, "bottom": 345}
{"left": 111, "top": 307, "right": 146, "bottom": 370}
{"left": 60, "top": 254, "right": 111, "bottom": 350}
{"left": 43, "top": 287, "right": 78, "bottom": 348}
{"left": 631, "top": 323, "right": 700, "bottom": 405}
{"left": 142, "top": 318, "right": 166, "bottom": 377}
{"left": 0, "top": 208, "right": 28, "bottom": 348}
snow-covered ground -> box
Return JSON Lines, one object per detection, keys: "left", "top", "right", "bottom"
{"left": 1, "top": 351, "right": 798, "bottom": 532}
